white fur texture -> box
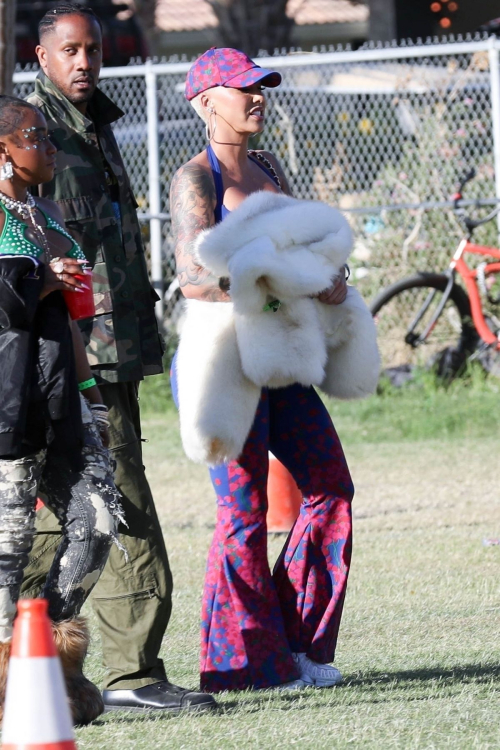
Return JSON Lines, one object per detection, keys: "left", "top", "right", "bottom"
{"left": 176, "top": 194, "right": 380, "bottom": 465}
{"left": 176, "top": 300, "right": 261, "bottom": 466}
{"left": 317, "top": 287, "right": 381, "bottom": 398}
{"left": 195, "top": 191, "right": 353, "bottom": 278}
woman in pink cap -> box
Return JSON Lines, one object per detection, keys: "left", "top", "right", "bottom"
{"left": 170, "top": 47, "right": 352, "bottom": 693}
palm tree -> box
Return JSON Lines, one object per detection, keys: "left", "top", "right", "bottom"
{"left": 0, "top": 0, "right": 16, "bottom": 94}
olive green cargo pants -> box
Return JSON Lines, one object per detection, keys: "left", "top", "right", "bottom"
{"left": 21, "top": 381, "right": 173, "bottom": 691}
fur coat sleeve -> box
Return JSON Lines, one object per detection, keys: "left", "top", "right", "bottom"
{"left": 176, "top": 192, "right": 380, "bottom": 466}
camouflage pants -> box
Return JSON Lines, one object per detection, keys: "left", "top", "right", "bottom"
{"left": 0, "top": 398, "right": 120, "bottom": 642}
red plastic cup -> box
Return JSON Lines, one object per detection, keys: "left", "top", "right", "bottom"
{"left": 62, "top": 271, "right": 95, "bottom": 320}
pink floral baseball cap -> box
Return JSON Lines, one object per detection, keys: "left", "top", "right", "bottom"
{"left": 185, "top": 47, "right": 282, "bottom": 101}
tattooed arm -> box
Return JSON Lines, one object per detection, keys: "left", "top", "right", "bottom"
{"left": 170, "top": 162, "right": 230, "bottom": 302}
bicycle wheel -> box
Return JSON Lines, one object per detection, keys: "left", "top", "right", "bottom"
{"left": 371, "top": 273, "right": 478, "bottom": 379}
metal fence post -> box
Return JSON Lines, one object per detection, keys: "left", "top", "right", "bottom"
{"left": 489, "top": 38, "right": 500, "bottom": 239}
{"left": 145, "top": 61, "right": 164, "bottom": 322}
{"left": 14, "top": 39, "right": 500, "bottom": 336}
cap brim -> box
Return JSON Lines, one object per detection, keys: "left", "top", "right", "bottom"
{"left": 224, "top": 67, "right": 282, "bottom": 90}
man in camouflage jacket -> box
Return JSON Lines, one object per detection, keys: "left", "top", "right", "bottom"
{"left": 22, "top": 3, "right": 216, "bottom": 713}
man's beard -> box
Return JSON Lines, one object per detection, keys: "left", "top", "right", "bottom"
{"left": 66, "top": 88, "right": 95, "bottom": 104}
{"left": 48, "top": 69, "right": 96, "bottom": 106}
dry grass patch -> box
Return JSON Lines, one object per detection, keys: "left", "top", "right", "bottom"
{"left": 78, "top": 410, "right": 499, "bottom": 749}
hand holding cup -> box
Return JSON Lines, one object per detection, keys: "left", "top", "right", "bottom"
{"left": 42, "top": 258, "right": 95, "bottom": 319}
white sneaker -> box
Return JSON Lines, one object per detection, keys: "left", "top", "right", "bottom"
{"left": 256, "top": 678, "right": 308, "bottom": 692}
{"left": 276, "top": 678, "right": 309, "bottom": 691}
{"left": 292, "top": 653, "right": 343, "bottom": 687}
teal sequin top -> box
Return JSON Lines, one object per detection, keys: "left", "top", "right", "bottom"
{"left": 0, "top": 203, "right": 87, "bottom": 262}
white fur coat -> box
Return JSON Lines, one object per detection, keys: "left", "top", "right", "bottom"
{"left": 176, "top": 192, "right": 380, "bottom": 466}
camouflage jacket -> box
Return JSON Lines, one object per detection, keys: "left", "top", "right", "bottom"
{"left": 28, "top": 72, "right": 164, "bottom": 384}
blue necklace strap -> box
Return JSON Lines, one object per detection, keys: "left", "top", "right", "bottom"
{"left": 206, "top": 144, "right": 224, "bottom": 223}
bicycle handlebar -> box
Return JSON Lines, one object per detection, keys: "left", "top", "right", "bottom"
{"left": 464, "top": 205, "right": 500, "bottom": 231}
{"left": 451, "top": 167, "right": 500, "bottom": 234}
{"left": 451, "top": 168, "right": 476, "bottom": 210}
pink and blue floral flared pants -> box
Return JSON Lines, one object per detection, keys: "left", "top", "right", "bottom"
{"left": 199, "top": 382, "right": 354, "bottom": 692}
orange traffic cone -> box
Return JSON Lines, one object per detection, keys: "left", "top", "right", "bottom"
{"left": 267, "top": 454, "right": 303, "bottom": 533}
{"left": 2, "top": 599, "right": 76, "bottom": 750}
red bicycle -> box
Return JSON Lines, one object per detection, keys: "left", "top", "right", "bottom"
{"left": 371, "top": 170, "right": 500, "bottom": 381}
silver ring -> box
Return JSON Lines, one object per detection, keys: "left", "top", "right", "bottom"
{"left": 52, "top": 260, "right": 64, "bottom": 274}
{"left": 58, "top": 272, "right": 64, "bottom": 281}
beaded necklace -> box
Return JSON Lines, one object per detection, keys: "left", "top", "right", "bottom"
{"left": 0, "top": 124, "right": 57, "bottom": 260}
{"left": 0, "top": 190, "right": 52, "bottom": 259}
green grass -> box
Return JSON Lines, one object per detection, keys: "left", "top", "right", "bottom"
{"left": 139, "top": 359, "right": 500, "bottom": 443}
{"left": 74, "top": 378, "right": 500, "bottom": 749}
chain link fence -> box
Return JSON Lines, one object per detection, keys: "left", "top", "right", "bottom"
{"left": 13, "top": 36, "right": 500, "bottom": 343}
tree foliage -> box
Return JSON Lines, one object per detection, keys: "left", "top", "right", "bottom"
{"left": 131, "top": 0, "right": 162, "bottom": 57}
{"left": 206, "top": 0, "right": 294, "bottom": 56}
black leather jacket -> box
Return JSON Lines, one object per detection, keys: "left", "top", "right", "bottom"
{"left": 0, "top": 256, "right": 82, "bottom": 462}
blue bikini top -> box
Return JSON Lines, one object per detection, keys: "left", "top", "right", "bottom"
{"left": 206, "top": 143, "right": 280, "bottom": 223}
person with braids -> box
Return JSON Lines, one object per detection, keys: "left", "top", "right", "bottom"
{"left": 21, "top": 2, "right": 217, "bottom": 714}
{"left": 0, "top": 95, "right": 122, "bottom": 724}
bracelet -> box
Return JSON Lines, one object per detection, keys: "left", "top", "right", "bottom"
{"left": 93, "top": 409, "right": 109, "bottom": 418}
{"left": 92, "top": 410, "right": 109, "bottom": 423}
{"left": 89, "top": 404, "right": 108, "bottom": 412}
{"left": 78, "top": 377, "right": 97, "bottom": 391}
